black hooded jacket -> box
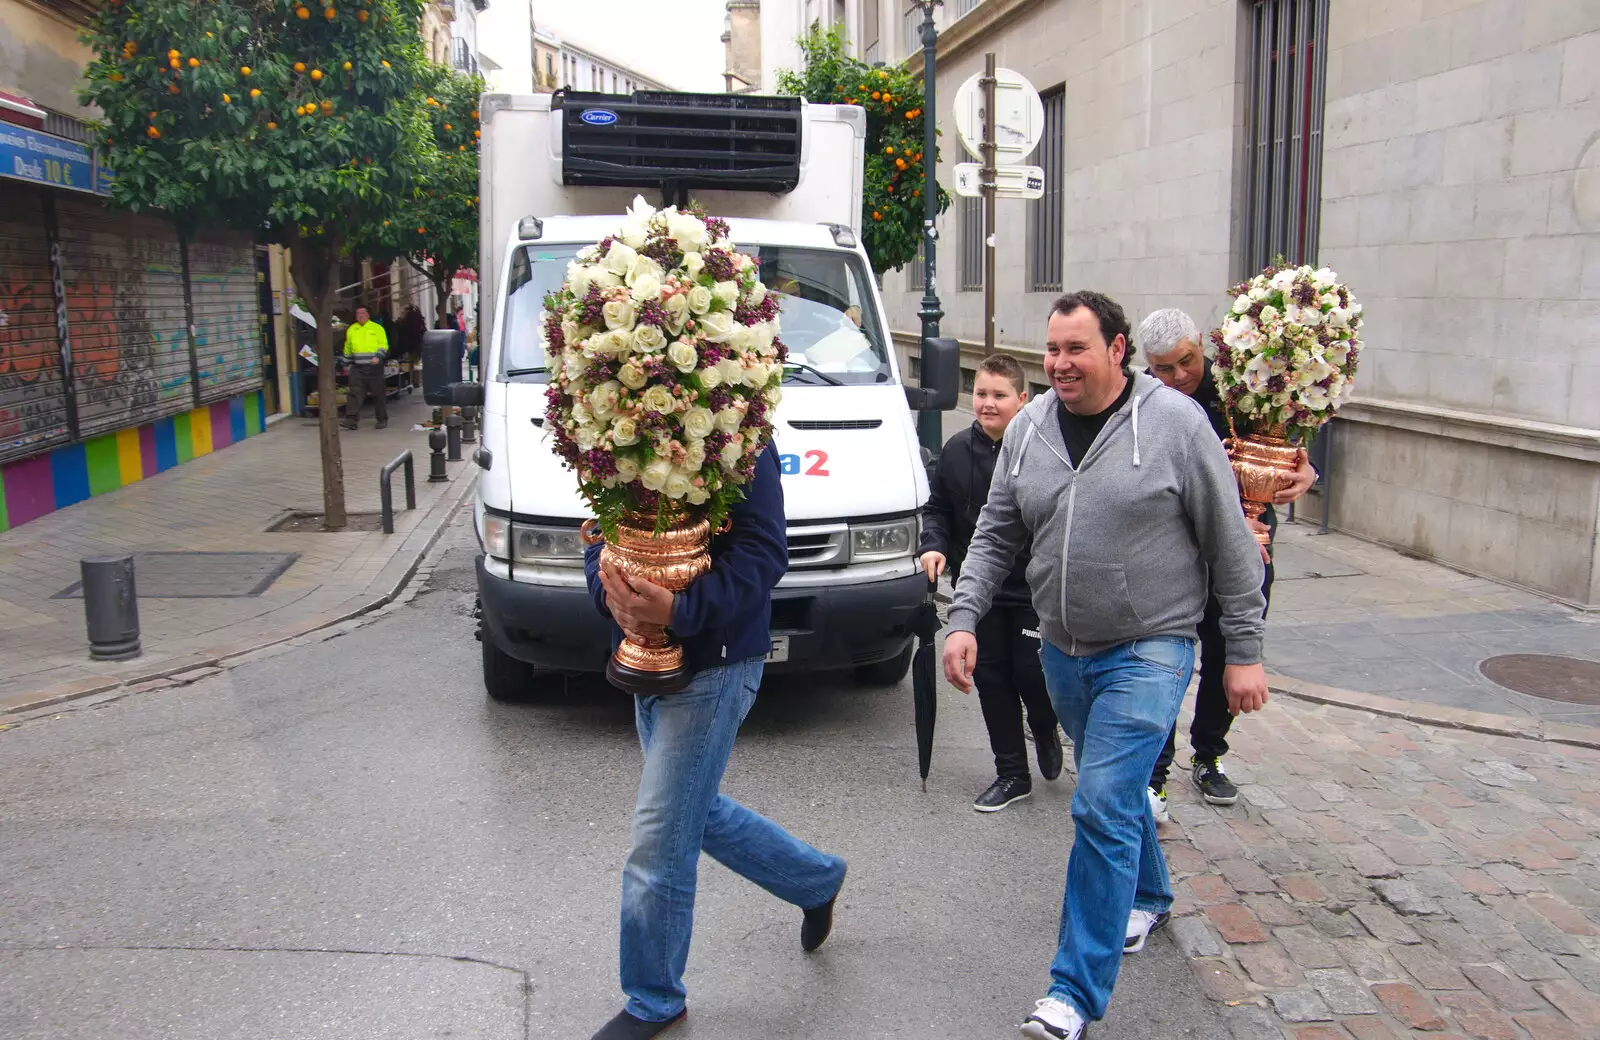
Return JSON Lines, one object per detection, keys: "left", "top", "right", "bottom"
{"left": 918, "top": 421, "right": 1033, "bottom": 608}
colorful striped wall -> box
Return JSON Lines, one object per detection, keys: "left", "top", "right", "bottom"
{"left": 0, "top": 392, "right": 266, "bottom": 533}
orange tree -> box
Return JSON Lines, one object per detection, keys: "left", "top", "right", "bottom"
{"left": 80, "top": 0, "right": 431, "bottom": 528}
{"left": 356, "top": 65, "right": 482, "bottom": 327}
{"left": 775, "top": 24, "right": 949, "bottom": 275}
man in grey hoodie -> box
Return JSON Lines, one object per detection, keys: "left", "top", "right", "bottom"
{"left": 942, "top": 291, "right": 1269, "bottom": 1040}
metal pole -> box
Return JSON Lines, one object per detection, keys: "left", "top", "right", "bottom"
{"left": 81, "top": 554, "right": 141, "bottom": 660}
{"left": 915, "top": 1, "right": 945, "bottom": 468}
{"left": 981, "top": 51, "right": 997, "bottom": 357}
{"left": 461, "top": 405, "right": 477, "bottom": 444}
{"left": 446, "top": 410, "right": 462, "bottom": 462}
{"left": 427, "top": 428, "right": 449, "bottom": 482}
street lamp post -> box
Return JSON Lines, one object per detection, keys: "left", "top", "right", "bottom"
{"left": 915, "top": 1, "right": 944, "bottom": 468}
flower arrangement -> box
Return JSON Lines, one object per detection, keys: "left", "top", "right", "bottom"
{"left": 1210, "top": 262, "right": 1363, "bottom": 443}
{"left": 542, "top": 196, "right": 786, "bottom": 538}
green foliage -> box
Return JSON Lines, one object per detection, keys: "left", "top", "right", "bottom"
{"left": 354, "top": 65, "right": 483, "bottom": 321}
{"left": 775, "top": 24, "right": 949, "bottom": 275}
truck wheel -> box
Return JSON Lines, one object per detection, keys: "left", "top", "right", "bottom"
{"left": 855, "top": 644, "right": 913, "bottom": 687}
{"left": 482, "top": 631, "right": 539, "bottom": 701}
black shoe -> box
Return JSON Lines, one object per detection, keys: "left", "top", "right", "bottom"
{"left": 1036, "top": 729, "right": 1064, "bottom": 781}
{"left": 974, "top": 775, "right": 1032, "bottom": 813}
{"left": 1192, "top": 757, "right": 1238, "bottom": 805}
{"left": 801, "top": 865, "right": 846, "bottom": 952}
{"left": 374, "top": 421, "right": 388, "bottom": 429}
{"left": 589, "top": 1008, "right": 686, "bottom": 1040}
{"left": 341, "top": 422, "right": 357, "bottom": 431}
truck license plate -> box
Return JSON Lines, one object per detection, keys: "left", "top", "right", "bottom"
{"left": 766, "top": 636, "right": 790, "bottom": 663}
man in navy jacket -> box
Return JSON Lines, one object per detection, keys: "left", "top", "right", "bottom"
{"left": 582, "top": 445, "right": 848, "bottom": 1040}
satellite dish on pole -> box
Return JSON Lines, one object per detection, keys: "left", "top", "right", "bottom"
{"left": 953, "top": 67, "right": 1044, "bottom": 165}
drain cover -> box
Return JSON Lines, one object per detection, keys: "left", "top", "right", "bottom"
{"left": 53, "top": 552, "right": 300, "bottom": 599}
{"left": 1480, "top": 654, "right": 1600, "bottom": 705}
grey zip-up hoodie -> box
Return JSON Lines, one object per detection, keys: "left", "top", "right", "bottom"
{"left": 947, "top": 371, "right": 1267, "bottom": 663}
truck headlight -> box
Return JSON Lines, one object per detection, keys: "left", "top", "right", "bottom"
{"left": 850, "top": 517, "right": 917, "bottom": 562}
{"left": 482, "top": 516, "right": 586, "bottom": 567}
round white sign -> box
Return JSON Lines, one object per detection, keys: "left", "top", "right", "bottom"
{"left": 953, "top": 67, "right": 1045, "bottom": 166}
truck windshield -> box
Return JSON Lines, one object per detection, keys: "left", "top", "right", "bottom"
{"left": 499, "top": 243, "right": 891, "bottom": 385}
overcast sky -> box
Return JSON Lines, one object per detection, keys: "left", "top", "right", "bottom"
{"left": 531, "top": 0, "right": 728, "bottom": 93}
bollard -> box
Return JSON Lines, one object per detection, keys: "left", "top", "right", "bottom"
{"left": 461, "top": 406, "right": 477, "bottom": 444}
{"left": 427, "top": 427, "right": 449, "bottom": 482}
{"left": 82, "top": 554, "right": 141, "bottom": 660}
{"left": 446, "top": 409, "right": 463, "bottom": 462}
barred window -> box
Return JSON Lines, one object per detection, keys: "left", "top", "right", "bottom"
{"left": 903, "top": 3, "right": 922, "bottom": 57}
{"left": 1027, "top": 85, "right": 1064, "bottom": 293}
{"left": 960, "top": 196, "right": 983, "bottom": 291}
{"left": 1242, "top": 0, "right": 1330, "bottom": 274}
{"left": 952, "top": 0, "right": 983, "bottom": 17}
{"left": 908, "top": 238, "right": 925, "bottom": 291}
{"left": 862, "top": 0, "right": 881, "bottom": 63}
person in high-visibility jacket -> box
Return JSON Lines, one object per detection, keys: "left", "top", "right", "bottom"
{"left": 341, "top": 305, "right": 390, "bottom": 430}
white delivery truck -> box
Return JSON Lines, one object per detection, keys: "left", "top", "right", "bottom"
{"left": 426, "top": 89, "right": 957, "bottom": 699}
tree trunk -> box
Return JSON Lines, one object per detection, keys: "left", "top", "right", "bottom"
{"left": 432, "top": 269, "right": 451, "bottom": 327}
{"left": 287, "top": 236, "right": 348, "bottom": 530}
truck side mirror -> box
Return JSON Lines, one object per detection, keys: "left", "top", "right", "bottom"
{"left": 422, "top": 329, "right": 484, "bottom": 407}
{"left": 904, "top": 336, "right": 961, "bottom": 411}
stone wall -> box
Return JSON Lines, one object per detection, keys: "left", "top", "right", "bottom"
{"left": 0, "top": 0, "right": 97, "bottom": 115}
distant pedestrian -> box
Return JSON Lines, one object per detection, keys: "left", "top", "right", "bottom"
{"left": 398, "top": 304, "right": 427, "bottom": 388}
{"left": 919, "top": 353, "right": 1062, "bottom": 812}
{"left": 341, "top": 305, "right": 389, "bottom": 430}
{"left": 1138, "top": 308, "right": 1316, "bottom": 819}
{"left": 942, "top": 291, "right": 1268, "bottom": 1040}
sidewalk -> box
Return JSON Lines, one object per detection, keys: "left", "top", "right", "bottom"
{"left": 1157, "top": 690, "right": 1600, "bottom": 1040}
{"left": 0, "top": 394, "right": 475, "bottom": 710}
{"left": 1266, "top": 522, "right": 1600, "bottom": 730}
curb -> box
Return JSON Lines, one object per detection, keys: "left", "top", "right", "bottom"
{"left": 1268, "top": 672, "right": 1600, "bottom": 751}
{"left": 0, "top": 470, "right": 478, "bottom": 719}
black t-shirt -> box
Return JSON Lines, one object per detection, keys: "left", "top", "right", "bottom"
{"left": 1057, "top": 375, "right": 1133, "bottom": 467}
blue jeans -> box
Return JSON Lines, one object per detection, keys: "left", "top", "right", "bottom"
{"left": 1039, "top": 636, "right": 1195, "bottom": 1021}
{"left": 620, "top": 657, "right": 847, "bottom": 1022}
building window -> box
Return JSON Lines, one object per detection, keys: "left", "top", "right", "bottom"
{"left": 862, "top": 0, "right": 881, "bottom": 63}
{"left": 903, "top": 3, "right": 922, "bottom": 57}
{"left": 546, "top": 54, "right": 554, "bottom": 86}
{"left": 908, "top": 238, "right": 925, "bottom": 292}
{"left": 960, "top": 196, "right": 983, "bottom": 291}
{"left": 612, "top": 71, "right": 618, "bottom": 93}
{"left": 1028, "top": 85, "right": 1065, "bottom": 293}
{"left": 952, "top": 0, "right": 983, "bottom": 17}
{"left": 1241, "top": 0, "right": 1330, "bottom": 274}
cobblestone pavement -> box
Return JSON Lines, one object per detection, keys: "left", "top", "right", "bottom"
{"left": 0, "top": 395, "right": 475, "bottom": 708}
{"left": 1266, "top": 523, "right": 1600, "bottom": 729}
{"left": 1156, "top": 692, "right": 1600, "bottom": 1040}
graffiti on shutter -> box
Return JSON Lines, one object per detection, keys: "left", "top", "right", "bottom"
{"left": 55, "top": 198, "right": 192, "bottom": 438}
{"left": 190, "top": 231, "right": 262, "bottom": 402}
{"left": 0, "top": 190, "right": 71, "bottom": 463}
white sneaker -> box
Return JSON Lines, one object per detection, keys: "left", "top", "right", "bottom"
{"left": 1124, "top": 908, "right": 1171, "bottom": 953}
{"left": 1021, "top": 997, "right": 1087, "bottom": 1039}
{"left": 1147, "top": 786, "right": 1170, "bottom": 824}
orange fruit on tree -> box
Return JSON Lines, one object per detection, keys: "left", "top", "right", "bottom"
{"left": 168, "top": 48, "right": 179, "bottom": 58}
{"left": 109, "top": 72, "right": 124, "bottom": 82}
{"left": 473, "top": 129, "right": 480, "bottom": 138}
{"left": 188, "top": 57, "right": 200, "bottom": 67}
{"left": 470, "top": 110, "right": 479, "bottom": 119}
{"left": 296, "top": 5, "right": 310, "bottom": 18}
{"left": 147, "top": 126, "right": 160, "bottom": 138}
{"left": 310, "top": 69, "right": 323, "bottom": 81}
{"left": 321, "top": 100, "right": 334, "bottom": 114}
{"left": 872, "top": 211, "right": 881, "bottom": 220}
{"left": 294, "top": 62, "right": 306, "bottom": 73}
{"left": 169, "top": 58, "right": 180, "bottom": 69}
{"left": 250, "top": 88, "right": 261, "bottom": 97}
{"left": 168, "top": 83, "right": 180, "bottom": 94}
{"left": 266, "top": 121, "right": 278, "bottom": 129}
{"left": 241, "top": 66, "right": 252, "bottom": 76}
{"left": 458, "top": 144, "right": 466, "bottom": 151}
{"left": 357, "top": 9, "right": 368, "bottom": 20}
{"left": 443, "top": 123, "right": 452, "bottom": 131}
{"left": 324, "top": 7, "right": 336, "bottom": 19}
{"left": 342, "top": 61, "right": 352, "bottom": 71}
{"left": 222, "top": 93, "right": 232, "bottom": 103}
{"left": 381, "top": 60, "right": 391, "bottom": 68}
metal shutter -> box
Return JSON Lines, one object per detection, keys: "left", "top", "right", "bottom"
{"left": 189, "top": 230, "right": 263, "bottom": 402}
{"left": 54, "top": 196, "right": 193, "bottom": 437}
{"left": 0, "top": 189, "right": 72, "bottom": 463}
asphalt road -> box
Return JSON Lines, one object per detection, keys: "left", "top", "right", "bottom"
{"left": 0, "top": 513, "right": 1225, "bottom": 1039}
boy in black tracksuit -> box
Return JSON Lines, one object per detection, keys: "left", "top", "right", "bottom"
{"left": 919, "top": 354, "right": 1063, "bottom": 812}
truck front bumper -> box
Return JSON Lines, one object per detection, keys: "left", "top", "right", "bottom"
{"left": 475, "top": 555, "right": 924, "bottom": 674}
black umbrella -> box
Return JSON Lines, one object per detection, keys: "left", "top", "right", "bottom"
{"left": 909, "top": 579, "right": 942, "bottom": 791}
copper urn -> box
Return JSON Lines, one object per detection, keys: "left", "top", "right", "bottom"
{"left": 583, "top": 512, "right": 713, "bottom": 695}
{"left": 1225, "top": 429, "right": 1305, "bottom": 550}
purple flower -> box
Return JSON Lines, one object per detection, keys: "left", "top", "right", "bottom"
{"left": 1266, "top": 374, "right": 1286, "bottom": 393}
{"left": 702, "top": 249, "right": 736, "bottom": 282}
{"left": 637, "top": 300, "right": 668, "bottom": 328}
{"left": 704, "top": 216, "right": 730, "bottom": 241}
{"left": 640, "top": 237, "right": 683, "bottom": 270}
{"left": 581, "top": 449, "right": 618, "bottom": 479}
{"left": 709, "top": 387, "right": 733, "bottom": 412}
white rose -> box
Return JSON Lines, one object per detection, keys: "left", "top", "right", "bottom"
{"left": 667, "top": 340, "right": 698, "bottom": 373}
{"left": 608, "top": 327, "right": 635, "bottom": 356}
{"left": 614, "top": 455, "right": 640, "bottom": 482}
{"left": 663, "top": 293, "right": 690, "bottom": 332}
{"left": 562, "top": 318, "right": 584, "bottom": 345}
{"left": 766, "top": 387, "right": 783, "bottom": 408}
{"left": 752, "top": 321, "right": 776, "bottom": 353}
{"left": 633, "top": 324, "right": 667, "bottom": 353}
{"left": 683, "top": 251, "right": 705, "bottom": 277}
{"left": 687, "top": 285, "right": 714, "bottom": 315}
{"left": 570, "top": 400, "right": 592, "bottom": 427}
{"left": 575, "top": 424, "right": 599, "bottom": 451}
{"left": 566, "top": 262, "right": 594, "bottom": 299}
{"left": 591, "top": 266, "right": 623, "bottom": 290}
{"left": 603, "top": 239, "right": 639, "bottom": 275}
{"left": 686, "top": 486, "right": 710, "bottom": 506}
{"left": 562, "top": 352, "right": 589, "bottom": 382}
{"left": 682, "top": 406, "right": 715, "bottom": 440}
{"left": 630, "top": 273, "right": 663, "bottom": 304}
{"left": 1232, "top": 294, "right": 1252, "bottom": 315}
{"left": 1314, "top": 266, "right": 1337, "bottom": 289}
{"left": 663, "top": 469, "right": 694, "bottom": 500}
{"left": 642, "top": 384, "right": 676, "bottom": 415}
{"left": 618, "top": 362, "right": 648, "bottom": 390}
{"left": 1258, "top": 305, "right": 1279, "bottom": 325}
{"left": 1270, "top": 269, "right": 1297, "bottom": 292}
{"left": 641, "top": 459, "right": 672, "bottom": 491}
{"left": 726, "top": 323, "right": 753, "bottom": 352}
{"left": 588, "top": 380, "right": 623, "bottom": 419}
{"left": 699, "top": 364, "right": 723, "bottom": 390}
{"left": 1320, "top": 292, "right": 1340, "bottom": 310}
{"left": 719, "top": 434, "right": 744, "bottom": 470}
{"left": 713, "top": 280, "right": 739, "bottom": 308}
{"left": 748, "top": 281, "right": 767, "bottom": 306}
{"left": 743, "top": 362, "right": 772, "bottom": 387}
{"left": 714, "top": 406, "right": 743, "bottom": 434}
{"left": 716, "top": 358, "right": 743, "bottom": 386}
{"left": 603, "top": 299, "right": 637, "bottom": 331}
{"left": 666, "top": 210, "right": 710, "bottom": 250}
{"left": 700, "top": 311, "right": 735, "bottom": 342}
{"left": 1248, "top": 285, "right": 1268, "bottom": 302}
{"left": 611, "top": 415, "right": 640, "bottom": 446}
{"left": 627, "top": 253, "right": 662, "bottom": 284}
{"left": 684, "top": 438, "right": 707, "bottom": 470}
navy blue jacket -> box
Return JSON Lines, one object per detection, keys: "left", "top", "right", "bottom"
{"left": 584, "top": 445, "right": 788, "bottom": 672}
